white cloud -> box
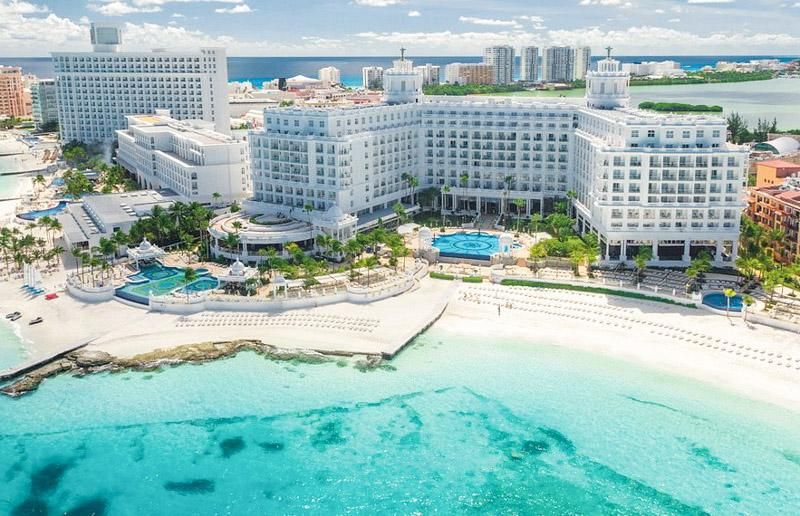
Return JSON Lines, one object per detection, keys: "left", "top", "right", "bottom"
{"left": 88, "top": 2, "right": 162, "bottom": 16}
{"left": 214, "top": 3, "right": 252, "bottom": 14}
{"left": 407, "top": 10, "right": 420, "bottom": 17}
{"left": 353, "top": 0, "right": 405, "bottom": 6}
{"left": 667, "top": 18, "right": 680, "bottom": 22}
{"left": 687, "top": 0, "right": 734, "bottom": 3}
{"left": 579, "top": 0, "right": 632, "bottom": 6}
{"left": 0, "top": 0, "right": 48, "bottom": 14}
{"left": 171, "top": 12, "right": 184, "bottom": 17}
{"left": 458, "top": 16, "right": 521, "bottom": 28}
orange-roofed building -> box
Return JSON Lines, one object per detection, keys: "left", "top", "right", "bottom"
{"left": 754, "top": 159, "right": 800, "bottom": 187}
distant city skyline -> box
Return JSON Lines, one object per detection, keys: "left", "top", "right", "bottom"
{"left": 1, "top": 0, "right": 800, "bottom": 57}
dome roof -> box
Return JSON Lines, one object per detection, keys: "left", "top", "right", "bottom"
{"left": 322, "top": 204, "right": 346, "bottom": 221}
{"left": 229, "top": 259, "right": 246, "bottom": 276}
{"left": 138, "top": 238, "right": 152, "bottom": 251}
{"left": 756, "top": 137, "right": 800, "bottom": 156}
{"left": 419, "top": 226, "right": 433, "bottom": 237}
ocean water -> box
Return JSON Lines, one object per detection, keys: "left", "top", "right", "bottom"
{"left": 1, "top": 327, "right": 799, "bottom": 514}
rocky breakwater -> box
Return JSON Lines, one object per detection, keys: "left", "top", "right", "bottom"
{"left": 1, "top": 341, "right": 386, "bottom": 397}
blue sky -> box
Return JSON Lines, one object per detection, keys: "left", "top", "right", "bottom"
{"left": 0, "top": 0, "right": 799, "bottom": 56}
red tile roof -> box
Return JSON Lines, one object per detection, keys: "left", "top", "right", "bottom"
{"left": 756, "top": 159, "right": 800, "bottom": 170}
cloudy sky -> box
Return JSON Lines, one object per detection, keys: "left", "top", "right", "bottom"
{"left": 1, "top": 0, "right": 799, "bottom": 56}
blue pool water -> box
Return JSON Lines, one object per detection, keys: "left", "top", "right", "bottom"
{"left": 116, "top": 263, "right": 219, "bottom": 304}
{"left": 0, "top": 328, "right": 799, "bottom": 514}
{"left": 433, "top": 232, "right": 500, "bottom": 260}
{"left": 16, "top": 201, "right": 68, "bottom": 220}
{"left": 703, "top": 292, "right": 744, "bottom": 312}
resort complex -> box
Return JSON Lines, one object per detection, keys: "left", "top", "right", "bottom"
{"left": 230, "top": 52, "right": 746, "bottom": 267}
{"left": 2, "top": 6, "right": 800, "bottom": 512}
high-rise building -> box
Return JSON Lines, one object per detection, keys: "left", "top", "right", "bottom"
{"left": 0, "top": 66, "right": 28, "bottom": 118}
{"left": 519, "top": 46, "right": 539, "bottom": 82}
{"left": 573, "top": 47, "right": 592, "bottom": 80}
{"left": 52, "top": 22, "right": 230, "bottom": 143}
{"left": 483, "top": 45, "right": 515, "bottom": 84}
{"left": 31, "top": 79, "right": 58, "bottom": 130}
{"left": 362, "top": 66, "right": 384, "bottom": 90}
{"left": 116, "top": 111, "right": 249, "bottom": 204}
{"left": 240, "top": 52, "right": 747, "bottom": 267}
{"left": 444, "top": 63, "right": 494, "bottom": 85}
{"left": 541, "top": 46, "right": 575, "bottom": 83}
{"left": 747, "top": 176, "right": 800, "bottom": 264}
{"left": 318, "top": 66, "right": 341, "bottom": 86}
{"left": 413, "top": 63, "right": 441, "bottom": 85}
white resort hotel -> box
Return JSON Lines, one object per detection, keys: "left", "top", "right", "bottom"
{"left": 210, "top": 51, "right": 747, "bottom": 267}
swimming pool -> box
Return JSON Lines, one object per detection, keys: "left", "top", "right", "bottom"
{"left": 17, "top": 201, "right": 68, "bottom": 220}
{"left": 702, "top": 292, "right": 743, "bottom": 312}
{"left": 433, "top": 232, "right": 500, "bottom": 260}
{"left": 116, "top": 263, "right": 219, "bottom": 305}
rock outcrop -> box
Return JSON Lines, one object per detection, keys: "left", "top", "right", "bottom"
{"left": 0, "top": 340, "right": 386, "bottom": 398}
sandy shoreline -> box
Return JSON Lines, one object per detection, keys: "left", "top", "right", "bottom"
{"left": 1, "top": 276, "right": 799, "bottom": 411}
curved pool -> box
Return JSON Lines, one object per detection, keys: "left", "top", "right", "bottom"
{"left": 17, "top": 201, "right": 68, "bottom": 220}
{"left": 117, "top": 263, "right": 219, "bottom": 305}
{"left": 702, "top": 292, "right": 743, "bottom": 312}
{"left": 433, "top": 232, "right": 500, "bottom": 260}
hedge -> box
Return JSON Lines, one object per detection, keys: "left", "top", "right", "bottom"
{"left": 430, "top": 271, "right": 455, "bottom": 280}
{"left": 462, "top": 276, "right": 483, "bottom": 283}
{"left": 499, "top": 279, "right": 696, "bottom": 308}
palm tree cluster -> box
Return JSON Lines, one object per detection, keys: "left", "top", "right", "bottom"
{"left": 737, "top": 215, "right": 800, "bottom": 303}
{"left": 127, "top": 202, "right": 213, "bottom": 258}
{"left": 0, "top": 223, "right": 64, "bottom": 276}
{"left": 71, "top": 232, "right": 128, "bottom": 286}
{"left": 527, "top": 207, "right": 600, "bottom": 277}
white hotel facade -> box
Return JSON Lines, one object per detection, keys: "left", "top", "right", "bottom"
{"left": 52, "top": 23, "right": 230, "bottom": 143}
{"left": 244, "top": 54, "right": 746, "bottom": 266}
{"left": 117, "top": 111, "right": 249, "bottom": 204}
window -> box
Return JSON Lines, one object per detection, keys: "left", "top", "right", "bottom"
{"left": 666, "top": 130, "right": 674, "bottom": 138}
{"left": 647, "top": 130, "right": 655, "bottom": 138}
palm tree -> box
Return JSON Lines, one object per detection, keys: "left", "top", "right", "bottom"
{"left": 409, "top": 176, "right": 419, "bottom": 205}
{"left": 97, "top": 237, "right": 117, "bottom": 277}
{"left": 182, "top": 267, "right": 197, "bottom": 301}
{"left": 440, "top": 185, "right": 451, "bottom": 225}
{"left": 212, "top": 192, "right": 222, "bottom": 208}
{"left": 529, "top": 213, "right": 543, "bottom": 234}
{"left": 33, "top": 174, "right": 46, "bottom": 196}
{"left": 231, "top": 220, "right": 243, "bottom": 233}
{"left": 511, "top": 198, "right": 526, "bottom": 231}
{"left": 502, "top": 175, "right": 514, "bottom": 216}
{"left": 565, "top": 189, "right": 577, "bottom": 218}
{"left": 224, "top": 233, "right": 240, "bottom": 256}
{"left": 458, "top": 173, "right": 469, "bottom": 213}
{"left": 634, "top": 246, "right": 653, "bottom": 281}
{"left": 345, "top": 239, "right": 363, "bottom": 275}
{"left": 742, "top": 294, "right": 754, "bottom": 323}
{"left": 364, "top": 255, "right": 379, "bottom": 287}
{"left": 722, "top": 288, "right": 736, "bottom": 319}
{"left": 303, "top": 203, "right": 315, "bottom": 244}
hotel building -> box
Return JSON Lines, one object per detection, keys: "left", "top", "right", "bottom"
{"left": 747, "top": 178, "right": 800, "bottom": 264}
{"left": 574, "top": 47, "right": 592, "bottom": 80}
{"left": 362, "top": 66, "right": 384, "bottom": 90}
{"left": 52, "top": 23, "right": 230, "bottom": 143}
{"left": 519, "top": 46, "right": 539, "bottom": 82}
{"left": 116, "top": 111, "right": 249, "bottom": 204}
{"left": 541, "top": 47, "right": 575, "bottom": 83}
{"left": 239, "top": 52, "right": 747, "bottom": 266}
{"left": 413, "top": 63, "right": 441, "bottom": 86}
{"left": 444, "top": 63, "right": 494, "bottom": 85}
{"left": 0, "top": 66, "right": 28, "bottom": 118}
{"left": 31, "top": 79, "right": 58, "bottom": 130}
{"left": 483, "top": 46, "right": 515, "bottom": 85}
{"left": 318, "top": 66, "right": 341, "bottom": 86}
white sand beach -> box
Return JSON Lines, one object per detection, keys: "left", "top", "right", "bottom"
{"left": 1, "top": 276, "right": 799, "bottom": 411}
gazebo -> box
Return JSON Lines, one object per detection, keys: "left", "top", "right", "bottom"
{"left": 126, "top": 237, "right": 165, "bottom": 268}
{"left": 217, "top": 259, "right": 256, "bottom": 285}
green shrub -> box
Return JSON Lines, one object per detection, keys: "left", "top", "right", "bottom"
{"left": 430, "top": 271, "right": 455, "bottom": 280}
{"left": 499, "top": 279, "right": 696, "bottom": 308}
{"left": 462, "top": 276, "right": 483, "bottom": 283}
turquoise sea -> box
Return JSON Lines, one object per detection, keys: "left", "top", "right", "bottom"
{"left": 1, "top": 327, "right": 799, "bottom": 514}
